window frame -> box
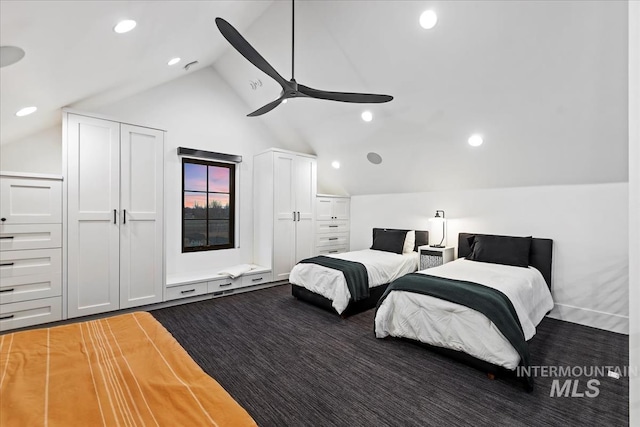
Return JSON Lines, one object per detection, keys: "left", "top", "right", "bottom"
{"left": 181, "top": 157, "right": 236, "bottom": 252}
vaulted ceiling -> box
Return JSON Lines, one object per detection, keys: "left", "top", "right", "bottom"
{"left": 0, "top": 1, "right": 629, "bottom": 195}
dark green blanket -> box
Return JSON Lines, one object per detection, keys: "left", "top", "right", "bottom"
{"left": 378, "top": 273, "right": 533, "bottom": 391}
{"left": 298, "top": 256, "right": 369, "bottom": 302}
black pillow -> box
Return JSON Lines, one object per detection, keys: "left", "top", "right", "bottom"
{"left": 467, "top": 235, "right": 532, "bottom": 268}
{"left": 371, "top": 229, "right": 406, "bottom": 254}
{"left": 414, "top": 230, "right": 429, "bottom": 251}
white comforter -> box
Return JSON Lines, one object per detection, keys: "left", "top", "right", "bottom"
{"left": 289, "top": 249, "right": 419, "bottom": 314}
{"left": 375, "top": 259, "right": 554, "bottom": 369}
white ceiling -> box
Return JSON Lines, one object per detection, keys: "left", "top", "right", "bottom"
{"left": 0, "top": 1, "right": 629, "bottom": 195}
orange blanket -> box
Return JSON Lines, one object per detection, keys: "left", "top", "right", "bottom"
{"left": 0, "top": 312, "right": 257, "bottom": 427}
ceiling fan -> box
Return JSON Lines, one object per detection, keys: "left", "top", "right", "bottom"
{"left": 215, "top": 2, "right": 393, "bottom": 117}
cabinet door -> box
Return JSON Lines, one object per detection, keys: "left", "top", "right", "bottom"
{"left": 316, "top": 197, "right": 333, "bottom": 221}
{"left": 119, "top": 125, "right": 164, "bottom": 308}
{"left": 67, "top": 114, "right": 120, "bottom": 318}
{"left": 332, "top": 198, "right": 350, "bottom": 220}
{"left": 294, "top": 156, "right": 316, "bottom": 263}
{"left": 0, "top": 177, "right": 61, "bottom": 224}
{"left": 273, "top": 152, "right": 296, "bottom": 280}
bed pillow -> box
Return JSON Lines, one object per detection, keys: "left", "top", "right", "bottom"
{"left": 371, "top": 229, "right": 406, "bottom": 254}
{"left": 467, "top": 235, "right": 532, "bottom": 268}
{"left": 402, "top": 230, "right": 416, "bottom": 254}
{"left": 414, "top": 230, "right": 429, "bottom": 251}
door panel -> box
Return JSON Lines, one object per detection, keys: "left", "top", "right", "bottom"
{"left": 273, "top": 153, "right": 296, "bottom": 279}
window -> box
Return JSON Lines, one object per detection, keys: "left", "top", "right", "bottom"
{"left": 182, "top": 158, "right": 235, "bottom": 252}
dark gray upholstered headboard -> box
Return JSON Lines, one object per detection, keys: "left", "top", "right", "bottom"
{"left": 457, "top": 232, "right": 553, "bottom": 289}
{"left": 372, "top": 228, "right": 429, "bottom": 252}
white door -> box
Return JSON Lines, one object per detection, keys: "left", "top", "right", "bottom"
{"left": 316, "top": 197, "right": 333, "bottom": 221}
{"left": 273, "top": 153, "right": 296, "bottom": 280}
{"left": 67, "top": 115, "right": 120, "bottom": 318}
{"left": 0, "top": 177, "right": 61, "bottom": 224}
{"left": 294, "top": 156, "right": 317, "bottom": 263}
{"left": 119, "top": 124, "right": 164, "bottom": 309}
{"left": 332, "top": 198, "right": 350, "bottom": 220}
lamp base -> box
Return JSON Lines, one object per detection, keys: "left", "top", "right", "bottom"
{"left": 429, "top": 245, "right": 445, "bottom": 248}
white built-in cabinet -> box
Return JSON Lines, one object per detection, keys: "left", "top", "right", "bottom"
{"left": 254, "top": 149, "right": 317, "bottom": 281}
{"left": 315, "top": 195, "right": 350, "bottom": 255}
{"left": 64, "top": 112, "right": 164, "bottom": 318}
{"left": 0, "top": 173, "right": 63, "bottom": 331}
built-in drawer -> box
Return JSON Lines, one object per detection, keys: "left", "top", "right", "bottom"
{"left": 0, "top": 296, "right": 62, "bottom": 332}
{"left": 0, "top": 249, "right": 61, "bottom": 285}
{"left": 0, "top": 224, "right": 62, "bottom": 251}
{"left": 316, "top": 220, "right": 349, "bottom": 234}
{"left": 0, "top": 272, "right": 62, "bottom": 305}
{"left": 164, "top": 281, "right": 209, "bottom": 301}
{"left": 208, "top": 277, "right": 240, "bottom": 293}
{"left": 241, "top": 271, "right": 272, "bottom": 287}
{"left": 316, "top": 232, "right": 349, "bottom": 248}
{"left": 317, "top": 246, "right": 348, "bottom": 256}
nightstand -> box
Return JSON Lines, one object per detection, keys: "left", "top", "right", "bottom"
{"left": 417, "top": 245, "right": 455, "bottom": 270}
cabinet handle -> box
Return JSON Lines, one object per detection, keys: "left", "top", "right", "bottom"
{"left": 0, "top": 218, "right": 6, "bottom": 222}
{"left": 0, "top": 236, "right": 14, "bottom": 239}
{"left": 292, "top": 211, "right": 296, "bottom": 221}
{"left": 297, "top": 212, "right": 300, "bottom": 221}
{"left": 328, "top": 250, "right": 338, "bottom": 253}
{"left": 0, "top": 263, "right": 14, "bottom": 267}
{"left": 180, "top": 289, "right": 196, "bottom": 294}
{"left": 0, "top": 288, "right": 14, "bottom": 293}
{"left": 0, "top": 315, "right": 15, "bottom": 320}
{"left": 251, "top": 277, "right": 263, "bottom": 282}
{"left": 123, "top": 210, "right": 126, "bottom": 225}
{"left": 328, "top": 225, "right": 338, "bottom": 228}
{"left": 114, "top": 209, "right": 117, "bottom": 224}
{"left": 219, "top": 283, "right": 232, "bottom": 287}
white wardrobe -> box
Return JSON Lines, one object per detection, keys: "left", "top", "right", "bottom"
{"left": 63, "top": 112, "right": 164, "bottom": 318}
{"left": 254, "top": 149, "right": 317, "bottom": 281}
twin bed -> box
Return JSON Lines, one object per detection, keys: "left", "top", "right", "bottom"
{"left": 292, "top": 230, "right": 554, "bottom": 389}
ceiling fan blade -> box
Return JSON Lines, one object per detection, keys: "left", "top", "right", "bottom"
{"left": 247, "top": 95, "right": 288, "bottom": 117}
{"left": 298, "top": 84, "right": 393, "bottom": 104}
{"left": 215, "top": 18, "right": 288, "bottom": 88}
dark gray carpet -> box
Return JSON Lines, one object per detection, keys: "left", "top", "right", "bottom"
{"left": 151, "top": 285, "right": 629, "bottom": 427}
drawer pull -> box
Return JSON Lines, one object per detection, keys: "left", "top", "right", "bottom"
{"left": 328, "top": 237, "right": 338, "bottom": 241}
{"left": 328, "top": 225, "right": 338, "bottom": 228}
{"left": 0, "top": 315, "right": 15, "bottom": 320}
{"left": 180, "top": 289, "right": 196, "bottom": 294}
{"left": 328, "top": 250, "right": 338, "bottom": 253}
{"left": 0, "top": 263, "right": 14, "bottom": 267}
{"left": 219, "top": 283, "right": 232, "bottom": 287}
{"left": 0, "top": 236, "right": 14, "bottom": 239}
{"left": 0, "top": 288, "right": 14, "bottom": 293}
{"left": 251, "top": 277, "right": 263, "bottom": 282}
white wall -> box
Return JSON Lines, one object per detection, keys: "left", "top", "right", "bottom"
{"left": 92, "top": 67, "right": 281, "bottom": 278}
{"left": 629, "top": 0, "right": 639, "bottom": 424}
{"left": 351, "top": 183, "right": 629, "bottom": 334}
{"left": 0, "top": 126, "right": 61, "bottom": 174}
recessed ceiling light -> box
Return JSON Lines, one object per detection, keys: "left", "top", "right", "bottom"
{"left": 114, "top": 20, "right": 137, "bottom": 34}
{"left": 167, "top": 57, "right": 181, "bottom": 66}
{"left": 331, "top": 161, "right": 340, "bottom": 169}
{"left": 361, "top": 111, "right": 373, "bottom": 122}
{"left": 420, "top": 10, "right": 438, "bottom": 30}
{"left": 16, "top": 106, "right": 37, "bottom": 117}
{"left": 468, "top": 134, "right": 483, "bottom": 147}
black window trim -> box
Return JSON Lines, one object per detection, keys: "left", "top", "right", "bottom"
{"left": 182, "top": 157, "right": 236, "bottom": 252}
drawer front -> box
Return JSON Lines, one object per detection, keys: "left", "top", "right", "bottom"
{"left": 316, "top": 232, "right": 349, "bottom": 248}
{"left": 0, "top": 297, "right": 62, "bottom": 331}
{"left": 0, "top": 272, "right": 62, "bottom": 304}
{"left": 241, "top": 271, "right": 272, "bottom": 287}
{"left": 316, "top": 221, "right": 349, "bottom": 234}
{"left": 0, "top": 224, "right": 62, "bottom": 251}
{"left": 208, "top": 277, "right": 240, "bottom": 293}
{"left": 164, "top": 282, "right": 209, "bottom": 301}
{"left": 317, "top": 246, "right": 348, "bottom": 256}
{"left": 0, "top": 249, "right": 61, "bottom": 283}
